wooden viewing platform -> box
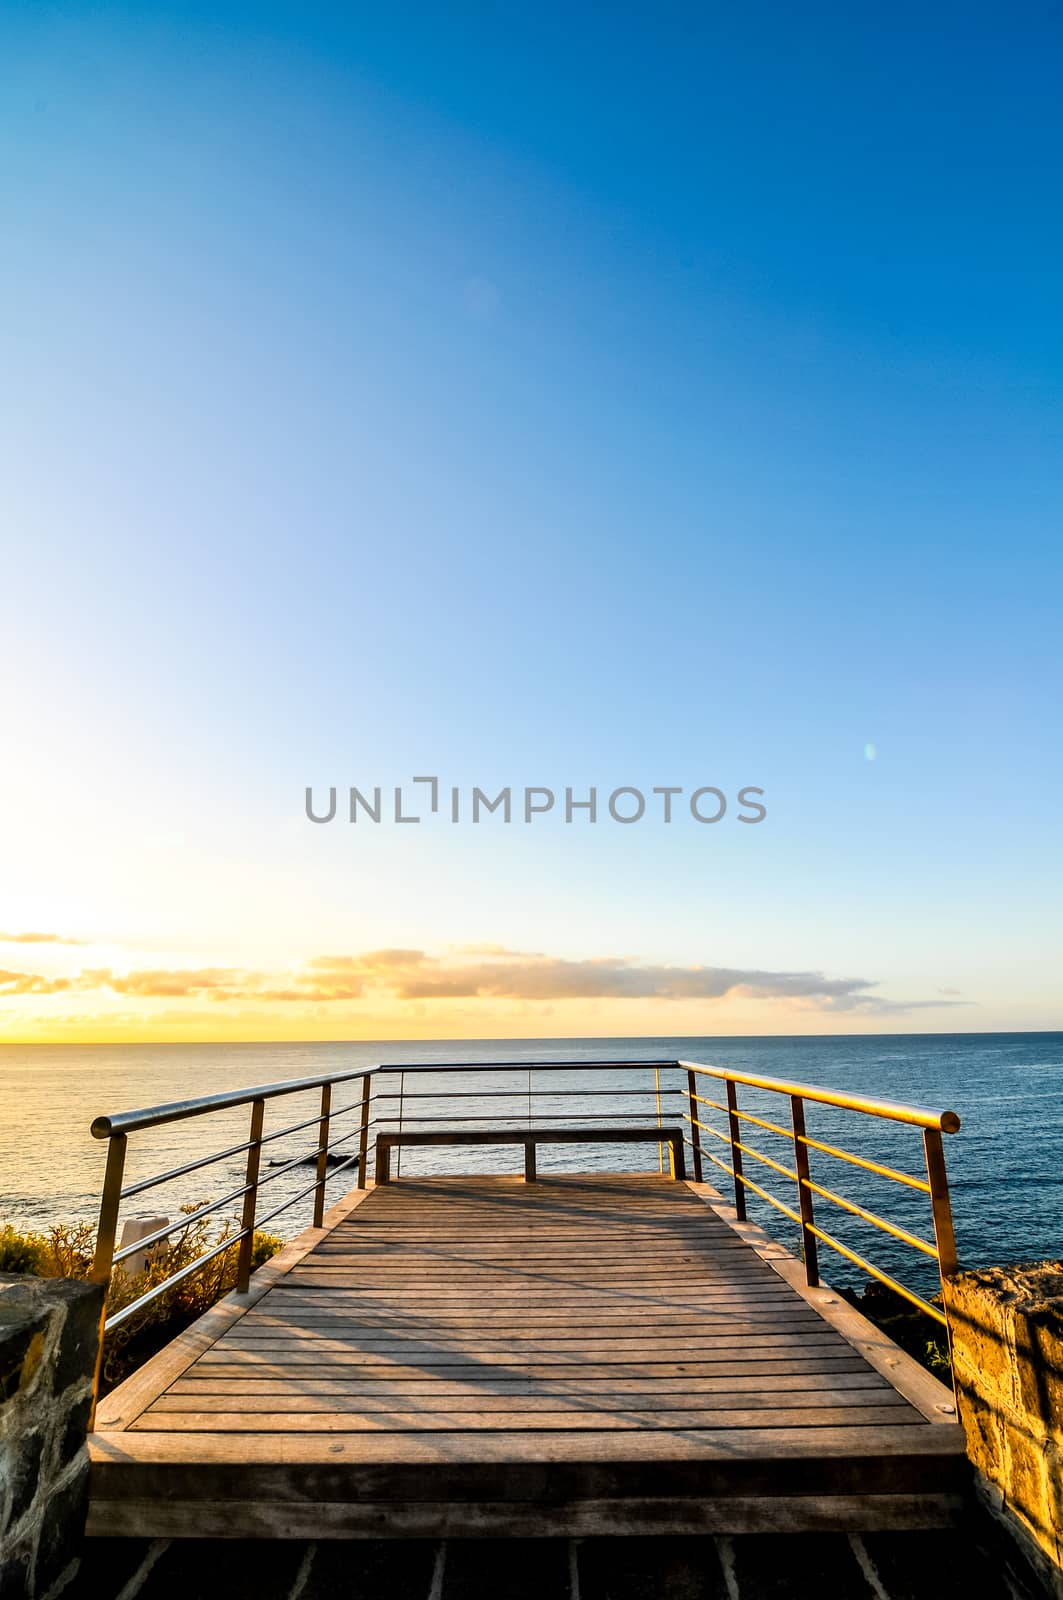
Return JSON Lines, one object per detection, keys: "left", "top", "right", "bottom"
{"left": 88, "top": 1170, "right": 966, "bottom": 1539}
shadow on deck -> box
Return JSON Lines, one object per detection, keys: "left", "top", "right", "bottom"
{"left": 88, "top": 1174, "right": 967, "bottom": 1541}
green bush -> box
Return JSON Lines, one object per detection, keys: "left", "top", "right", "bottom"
{"left": 0, "top": 1222, "right": 50, "bottom": 1275}
{"left": 99, "top": 1207, "right": 283, "bottom": 1388}
{"left": 0, "top": 1210, "right": 284, "bottom": 1392}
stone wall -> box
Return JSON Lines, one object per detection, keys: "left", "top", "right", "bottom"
{"left": 0, "top": 1274, "right": 103, "bottom": 1600}
{"left": 944, "top": 1261, "right": 1063, "bottom": 1598}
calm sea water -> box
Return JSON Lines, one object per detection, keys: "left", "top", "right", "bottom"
{"left": 1, "top": 1034, "right": 1060, "bottom": 1299}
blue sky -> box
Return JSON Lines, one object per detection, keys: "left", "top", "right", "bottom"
{"left": 2, "top": 3, "right": 1061, "bottom": 1038}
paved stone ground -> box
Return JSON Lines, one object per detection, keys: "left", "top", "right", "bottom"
{"left": 70, "top": 1510, "right": 1051, "bottom": 1600}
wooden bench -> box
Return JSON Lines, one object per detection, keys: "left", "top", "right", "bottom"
{"left": 373, "top": 1124, "right": 686, "bottom": 1184}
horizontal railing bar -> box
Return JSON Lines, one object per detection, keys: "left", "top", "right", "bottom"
{"left": 322, "top": 1122, "right": 368, "bottom": 1156}
{"left": 93, "top": 1057, "right": 956, "bottom": 1144}
{"left": 733, "top": 1170, "right": 804, "bottom": 1227}
{"left": 682, "top": 1129, "right": 943, "bottom": 1320}
{"left": 806, "top": 1223, "right": 947, "bottom": 1325}
{"left": 257, "top": 1098, "right": 365, "bottom": 1146}
{"left": 801, "top": 1178, "right": 939, "bottom": 1257}
{"left": 377, "top": 1060, "right": 682, "bottom": 1073}
{"left": 378, "top": 1125, "right": 683, "bottom": 1147}
{"left": 733, "top": 1137, "right": 799, "bottom": 1183}
{"left": 271, "top": 1099, "right": 366, "bottom": 1136}
{"left": 690, "top": 1090, "right": 729, "bottom": 1114}
{"left": 692, "top": 1089, "right": 793, "bottom": 1141}
{"left": 250, "top": 1116, "right": 375, "bottom": 1195}
{"left": 374, "top": 1111, "right": 683, "bottom": 1125}
{"left": 92, "top": 1063, "right": 685, "bottom": 1138}
{"left": 111, "top": 1182, "right": 253, "bottom": 1263}
{"left": 797, "top": 1134, "right": 931, "bottom": 1193}
{"left": 680, "top": 1060, "right": 959, "bottom": 1133}
{"left": 120, "top": 1138, "right": 257, "bottom": 1199}
{"left": 373, "top": 1087, "right": 684, "bottom": 1101}
{"left": 104, "top": 1229, "right": 250, "bottom": 1331}
{"left": 699, "top": 1148, "right": 736, "bottom": 1179}
{"left": 686, "top": 1114, "right": 732, "bottom": 1144}
{"left": 251, "top": 1143, "right": 329, "bottom": 1192}
{"left": 92, "top": 1068, "right": 382, "bottom": 1138}
{"left": 118, "top": 1111, "right": 374, "bottom": 1224}
{"left": 117, "top": 1101, "right": 369, "bottom": 1200}
{"left": 318, "top": 1147, "right": 362, "bottom": 1183}
{"left": 255, "top": 1173, "right": 336, "bottom": 1231}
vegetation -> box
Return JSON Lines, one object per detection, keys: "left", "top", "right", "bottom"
{"left": 0, "top": 1209, "right": 283, "bottom": 1393}
{"left": 841, "top": 1279, "right": 952, "bottom": 1375}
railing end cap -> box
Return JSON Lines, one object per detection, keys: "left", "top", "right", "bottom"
{"left": 90, "top": 1116, "right": 114, "bottom": 1139}
{"left": 941, "top": 1110, "right": 961, "bottom": 1134}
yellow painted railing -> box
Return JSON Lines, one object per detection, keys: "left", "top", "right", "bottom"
{"left": 677, "top": 1060, "right": 960, "bottom": 1324}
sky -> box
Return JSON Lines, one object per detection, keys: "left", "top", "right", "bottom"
{"left": 2, "top": 2, "right": 1061, "bottom": 1042}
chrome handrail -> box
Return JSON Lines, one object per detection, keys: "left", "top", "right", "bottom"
{"left": 90, "top": 1065, "right": 376, "bottom": 1137}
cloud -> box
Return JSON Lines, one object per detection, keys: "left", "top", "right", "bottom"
{"left": 309, "top": 950, "right": 423, "bottom": 972}
{"left": 95, "top": 967, "right": 247, "bottom": 1000}
{"left": 255, "top": 948, "right": 968, "bottom": 1015}
{"left": 333, "top": 950, "right": 962, "bottom": 1013}
{"left": 0, "top": 932, "right": 86, "bottom": 945}
{"left": 0, "top": 947, "right": 969, "bottom": 1016}
{"left": 0, "top": 969, "right": 73, "bottom": 995}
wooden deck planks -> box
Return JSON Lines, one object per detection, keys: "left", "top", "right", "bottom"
{"left": 88, "top": 1173, "right": 967, "bottom": 1538}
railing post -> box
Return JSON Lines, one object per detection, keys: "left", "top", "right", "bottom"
{"left": 686, "top": 1070, "right": 703, "bottom": 1183}
{"left": 396, "top": 1070, "right": 405, "bottom": 1180}
{"left": 357, "top": 1072, "right": 371, "bottom": 1189}
{"left": 524, "top": 1136, "right": 537, "bottom": 1183}
{"left": 790, "top": 1094, "right": 819, "bottom": 1287}
{"left": 235, "top": 1097, "right": 265, "bottom": 1293}
{"left": 88, "top": 1132, "right": 128, "bottom": 1425}
{"left": 923, "top": 1127, "right": 959, "bottom": 1280}
{"left": 90, "top": 1133, "right": 128, "bottom": 1288}
{"left": 725, "top": 1079, "right": 746, "bottom": 1220}
{"left": 313, "top": 1082, "right": 332, "bottom": 1227}
{"left": 376, "top": 1137, "right": 391, "bottom": 1185}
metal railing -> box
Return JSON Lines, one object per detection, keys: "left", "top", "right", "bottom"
{"left": 87, "top": 1060, "right": 683, "bottom": 1334}
{"left": 89, "top": 1067, "right": 377, "bottom": 1330}
{"left": 88, "top": 1056, "right": 960, "bottom": 1345}
{"left": 677, "top": 1059, "right": 960, "bottom": 1325}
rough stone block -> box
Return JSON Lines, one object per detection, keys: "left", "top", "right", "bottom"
{"left": 48, "top": 1281, "right": 104, "bottom": 1395}
{"left": 0, "top": 1274, "right": 104, "bottom": 1600}
{"left": 0, "top": 1535, "right": 34, "bottom": 1600}
{"left": 8, "top": 1425, "right": 45, "bottom": 1526}
{"left": 58, "top": 1396, "right": 94, "bottom": 1472}
{"left": 33, "top": 1474, "right": 91, "bottom": 1598}
{"left": 944, "top": 1261, "right": 1063, "bottom": 1590}
{"left": 0, "top": 1303, "right": 49, "bottom": 1402}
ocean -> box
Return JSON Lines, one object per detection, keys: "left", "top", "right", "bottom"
{"left": 1, "top": 1033, "right": 1060, "bottom": 1300}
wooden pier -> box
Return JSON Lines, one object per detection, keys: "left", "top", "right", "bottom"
{"left": 88, "top": 1171, "right": 966, "bottom": 1539}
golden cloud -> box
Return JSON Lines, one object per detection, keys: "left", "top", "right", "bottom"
{"left": 0, "top": 969, "right": 73, "bottom": 995}
{"left": 0, "top": 947, "right": 966, "bottom": 1015}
